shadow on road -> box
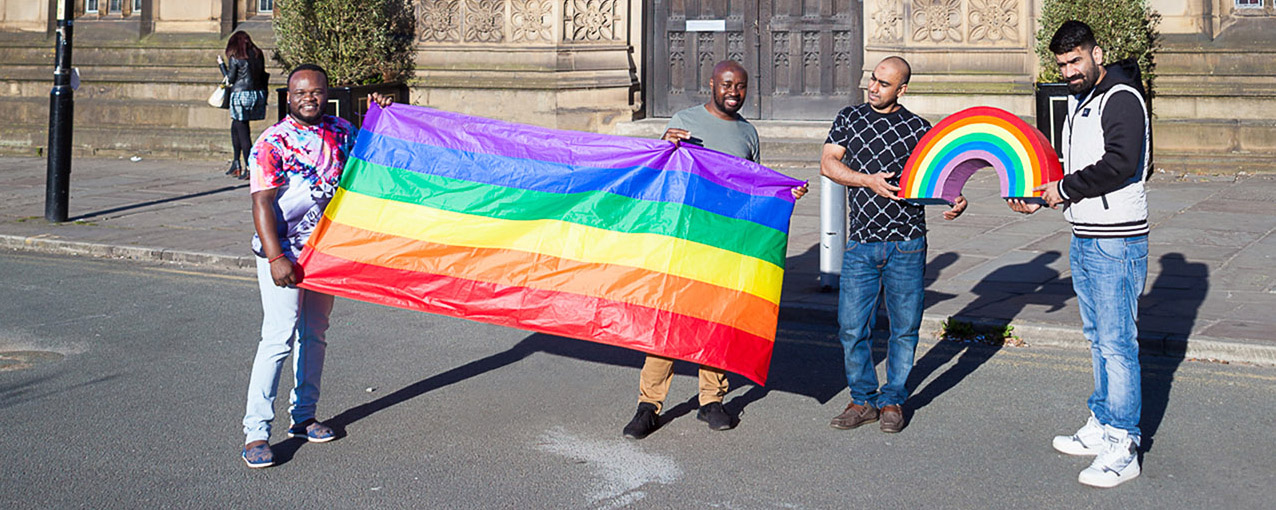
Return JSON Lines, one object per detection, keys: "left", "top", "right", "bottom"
{"left": 1139, "top": 253, "right": 1208, "bottom": 452}
{"left": 324, "top": 322, "right": 853, "bottom": 433}
{"left": 906, "top": 251, "right": 1068, "bottom": 419}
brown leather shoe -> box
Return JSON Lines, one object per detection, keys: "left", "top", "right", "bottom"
{"left": 830, "top": 401, "right": 879, "bottom": 430}
{"left": 879, "top": 404, "right": 905, "bottom": 433}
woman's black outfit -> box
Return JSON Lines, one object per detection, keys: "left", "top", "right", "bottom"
{"left": 219, "top": 53, "right": 268, "bottom": 178}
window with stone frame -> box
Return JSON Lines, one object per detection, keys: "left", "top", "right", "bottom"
{"left": 1234, "top": 0, "right": 1262, "bottom": 8}
{"left": 85, "top": 0, "right": 100, "bottom": 13}
{"left": 108, "top": 0, "right": 123, "bottom": 13}
{"left": 259, "top": 0, "right": 275, "bottom": 12}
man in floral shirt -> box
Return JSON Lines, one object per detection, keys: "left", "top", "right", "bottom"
{"left": 240, "top": 63, "right": 392, "bottom": 468}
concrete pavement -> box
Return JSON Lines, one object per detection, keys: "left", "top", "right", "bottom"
{"left": 1, "top": 155, "right": 1273, "bottom": 364}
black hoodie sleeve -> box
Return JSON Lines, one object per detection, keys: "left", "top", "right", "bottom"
{"left": 1060, "top": 89, "right": 1146, "bottom": 201}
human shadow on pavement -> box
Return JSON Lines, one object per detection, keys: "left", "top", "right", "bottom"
{"left": 725, "top": 252, "right": 963, "bottom": 418}
{"left": 67, "top": 184, "right": 248, "bottom": 222}
{"left": 1139, "top": 253, "right": 1208, "bottom": 452}
{"left": 906, "top": 251, "right": 1069, "bottom": 418}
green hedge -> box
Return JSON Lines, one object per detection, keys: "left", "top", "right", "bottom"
{"left": 1034, "top": 0, "right": 1160, "bottom": 86}
{"left": 272, "top": 0, "right": 415, "bottom": 86}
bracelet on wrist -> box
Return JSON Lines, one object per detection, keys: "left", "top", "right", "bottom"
{"left": 268, "top": 253, "right": 287, "bottom": 263}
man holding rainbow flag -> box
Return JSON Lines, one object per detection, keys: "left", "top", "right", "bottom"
{"left": 623, "top": 60, "right": 808, "bottom": 440}
{"left": 240, "top": 63, "right": 393, "bottom": 469}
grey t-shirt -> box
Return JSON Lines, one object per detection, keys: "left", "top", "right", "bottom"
{"left": 666, "top": 105, "right": 760, "bottom": 162}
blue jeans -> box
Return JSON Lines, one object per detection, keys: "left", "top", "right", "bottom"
{"left": 838, "top": 236, "right": 927, "bottom": 407}
{"left": 243, "top": 256, "right": 334, "bottom": 443}
{"left": 1071, "top": 235, "right": 1147, "bottom": 439}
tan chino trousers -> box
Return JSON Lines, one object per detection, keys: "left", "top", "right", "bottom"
{"left": 637, "top": 354, "right": 728, "bottom": 413}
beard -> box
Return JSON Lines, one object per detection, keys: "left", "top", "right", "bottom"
{"left": 713, "top": 94, "right": 743, "bottom": 116}
{"left": 291, "top": 108, "right": 323, "bottom": 125}
{"left": 1066, "top": 67, "right": 1099, "bottom": 95}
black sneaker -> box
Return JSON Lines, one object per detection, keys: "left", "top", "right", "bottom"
{"left": 696, "top": 402, "right": 733, "bottom": 431}
{"left": 622, "top": 403, "right": 660, "bottom": 439}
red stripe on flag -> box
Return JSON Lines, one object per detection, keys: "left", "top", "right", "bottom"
{"left": 297, "top": 247, "right": 775, "bottom": 384}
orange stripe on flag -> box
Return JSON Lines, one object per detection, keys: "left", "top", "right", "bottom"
{"left": 309, "top": 219, "right": 780, "bottom": 341}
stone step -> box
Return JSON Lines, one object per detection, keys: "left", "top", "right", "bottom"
{"left": 1154, "top": 152, "right": 1276, "bottom": 174}
{"left": 1, "top": 96, "right": 273, "bottom": 131}
{"left": 0, "top": 41, "right": 232, "bottom": 67}
{"left": 0, "top": 124, "right": 237, "bottom": 160}
{"left": 2, "top": 74, "right": 245, "bottom": 102}
{"left": 1, "top": 65, "right": 287, "bottom": 101}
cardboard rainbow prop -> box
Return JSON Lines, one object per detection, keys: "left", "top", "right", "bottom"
{"left": 898, "top": 106, "right": 1063, "bottom": 205}
{"left": 297, "top": 103, "right": 803, "bottom": 384}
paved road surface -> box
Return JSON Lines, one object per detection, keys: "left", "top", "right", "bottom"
{"left": 1, "top": 252, "right": 1272, "bottom": 508}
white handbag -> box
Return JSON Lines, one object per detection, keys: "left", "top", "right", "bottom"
{"left": 208, "top": 79, "right": 229, "bottom": 109}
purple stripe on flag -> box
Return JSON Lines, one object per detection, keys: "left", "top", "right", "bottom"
{"left": 361, "top": 104, "right": 803, "bottom": 203}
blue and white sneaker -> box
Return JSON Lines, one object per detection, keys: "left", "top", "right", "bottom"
{"left": 241, "top": 442, "right": 274, "bottom": 468}
{"left": 1078, "top": 425, "right": 1141, "bottom": 488}
{"left": 287, "top": 419, "right": 337, "bottom": 443}
{"left": 1052, "top": 414, "right": 1104, "bottom": 456}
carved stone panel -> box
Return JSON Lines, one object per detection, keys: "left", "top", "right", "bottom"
{"left": 968, "top": 0, "right": 1019, "bottom": 43}
{"left": 802, "top": 31, "right": 820, "bottom": 95}
{"left": 773, "top": 31, "right": 790, "bottom": 95}
{"left": 564, "top": 0, "right": 621, "bottom": 42}
{"left": 834, "top": 30, "right": 853, "bottom": 92}
{"left": 669, "top": 31, "right": 685, "bottom": 95}
{"left": 698, "top": 32, "right": 716, "bottom": 94}
{"left": 464, "top": 0, "right": 505, "bottom": 42}
{"left": 911, "top": 0, "right": 962, "bottom": 43}
{"left": 870, "top": 0, "right": 903, "bottom": 43}
{"left": 419, "top": 0, "right": 461, "bottom": 42}
{"left": 727, "top": 32, "right": 745, "bottom": 63}
{"left": 668, "top": 31, "right": 689, "bottom": 94}
{"left": 511, "top": 0, "right": 554, "bottom": 42}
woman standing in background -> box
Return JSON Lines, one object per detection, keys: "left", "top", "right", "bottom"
{"left": 218, "top": 31, "right": 269, "bottom": 180}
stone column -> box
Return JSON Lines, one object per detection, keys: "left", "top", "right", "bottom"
{"left": 413, "top": 0, "right": 639, "bottom": 132}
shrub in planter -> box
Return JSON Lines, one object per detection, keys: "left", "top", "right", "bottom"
{"left": 271, "top": 0, "right": 416, "bottom": 127}
{"left": 1034, "top": 0, "right": 1160, "bottom": 88}
{"left": 272, "top": 0, "right": 415, "bottom": 86}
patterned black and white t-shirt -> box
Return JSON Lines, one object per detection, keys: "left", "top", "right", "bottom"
{"left": 825, "top": 103, "right": 931, "bottom": 243}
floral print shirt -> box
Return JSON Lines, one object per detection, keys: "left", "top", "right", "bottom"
{"left": 248, "top": 115, "right": 357, "bottom": 259}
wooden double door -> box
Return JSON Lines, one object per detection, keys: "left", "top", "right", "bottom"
{"left": 648, "top": 0, "right": 863, "bottom": 120}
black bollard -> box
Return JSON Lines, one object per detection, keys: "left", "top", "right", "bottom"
{"left": 45, "top": 0, "right": 75, "bottom": 223}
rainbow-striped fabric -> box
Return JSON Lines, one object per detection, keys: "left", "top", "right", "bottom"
{"left": 297, "top": 104, "right": 803, "bottom": 384}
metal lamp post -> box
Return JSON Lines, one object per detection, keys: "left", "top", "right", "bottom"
{"left": 45, "top": 0, "right": 75, "bottom": 222}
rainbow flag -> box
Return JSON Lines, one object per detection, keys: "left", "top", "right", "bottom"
{"left": 296, "top": 104, "right": 803, "bottom": 384}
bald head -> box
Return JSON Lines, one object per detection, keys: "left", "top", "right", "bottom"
{"left": 707, "top": 60, "right": 749, "bottom": 119}
{"left": 879, "top": 56, "right": 911, "bottom": 85}
{"left": 713, "top": 60, "right": 748, "bottom": 80}
{"left": 866, "top": 56, "right": 911, "bottom": 114}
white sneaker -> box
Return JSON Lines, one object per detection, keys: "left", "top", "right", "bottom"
{"left": 1052, "top": 414, "right": 1104, "bottom": 456}
{"left": 1078, "top": 425, "right": 1141, "bottom": 488}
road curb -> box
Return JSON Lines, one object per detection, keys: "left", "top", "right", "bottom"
{"left": 777, "top": 304, "right": 1276, "bottom": 367}
{"left": 6, "top": 233, "right": 1274, "bottom": 367}
{"left": 1, "top": 234, "right": 253, "bottom": 271}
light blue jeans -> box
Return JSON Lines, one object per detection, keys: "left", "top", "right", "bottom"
{"left": 1071, "top": 235, "right": 1147, "bottom": 439}
{"left": 242, "top": 256, "right": 334, "bottom": 443}
{"left": 838, "top": 236, "right": 927, "bottom": 408}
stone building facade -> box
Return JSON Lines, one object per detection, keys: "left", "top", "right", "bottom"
{"left": 0, "top": 0, "right": 1271, "bottom": 170}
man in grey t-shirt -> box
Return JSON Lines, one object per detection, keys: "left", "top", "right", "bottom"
{"left": 622, "top": 60, "right": 807, "bottom": 440}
